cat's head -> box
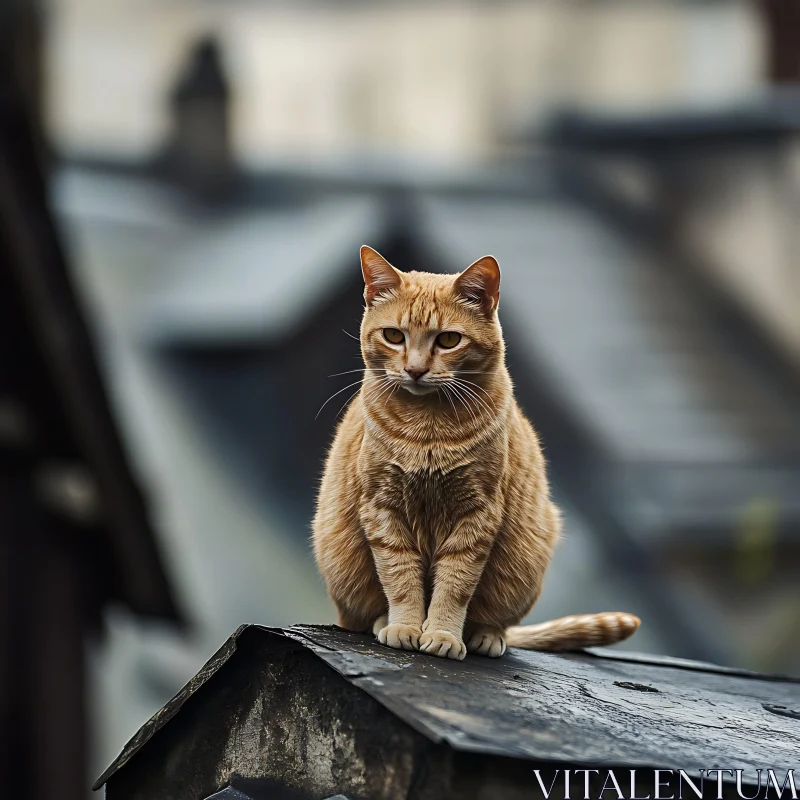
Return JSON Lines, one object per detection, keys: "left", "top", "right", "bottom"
{"left": 359, "top": 246, "right": 503, "bottom": 397}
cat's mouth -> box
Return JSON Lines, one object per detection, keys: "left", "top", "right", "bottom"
{"left": 401, "top": 378, "right": 438, "bottom": 396}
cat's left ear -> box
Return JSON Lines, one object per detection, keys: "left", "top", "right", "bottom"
{"left": 361, "top": 245, "right": 402, "bottom": 305}
{"left": 455, "top": 256, "right": 500, "bottom": 315}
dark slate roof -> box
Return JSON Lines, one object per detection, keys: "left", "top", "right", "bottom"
{"left": 542, "top": 91, "right": 800, "bottom": 152}
{"left": 94, "top": 624, "right": 800, "bottom": 790}
{"left": 138, "top": 197, "right": 384, "bottom": 347}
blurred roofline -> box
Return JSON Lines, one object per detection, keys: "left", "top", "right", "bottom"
{"left": 55, "top": 147, "right": 560, "bottom": 204}
{"left": 540, "top": 89, "right": 800, "bottom": 151}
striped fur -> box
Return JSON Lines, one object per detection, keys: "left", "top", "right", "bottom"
{"left": 506, "top": 613, "right": 641, "bottom": 651}
{"left": 313, "top": 248, "right": 641, "bottom": 659}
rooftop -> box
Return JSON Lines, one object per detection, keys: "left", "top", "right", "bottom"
{"left": 95, "top": 624, "right": 800, "bottom": 799}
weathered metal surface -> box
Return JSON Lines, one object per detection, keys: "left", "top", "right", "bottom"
{"left": 100, "top": 626, "right": 442, "bottom": 800}
{"left": 96, "top": 624, "right": 800, "bottom": 799}
{"left": 586, "top": 646, "right": 800, "bottom": 682}
{"left": 93, "top": 624, "right": 248, "bottom": 791}
{"left": 289, "top": 625, "right": 799, "bottom": 773}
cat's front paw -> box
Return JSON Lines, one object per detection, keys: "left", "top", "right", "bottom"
{"left": 466, "top": 624, "right": 506, "bottom": 657}
{"left": 419, "top": 629, "right": 467, "bottom": 660}
{"left": 377, "top": 622, "right": 421, "bottom": 651}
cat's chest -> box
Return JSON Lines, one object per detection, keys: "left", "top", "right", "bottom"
{"left": 367, "top": 459, "right": 490, "bottom": 533}
{"left": 396, "top": 466, "right": 476, "bottom": 518}
{"left": 360, "top": 429, "right": 503, "bottom": 531}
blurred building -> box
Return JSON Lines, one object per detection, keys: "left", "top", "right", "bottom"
{"left": 0, "top": 7, "right": 183, "bottom": 800}
{"left": 23, "top": 0, "right": 800, "bottom": 792}
{"left": 48, "top": 0, "right": 763, "bottom": 165}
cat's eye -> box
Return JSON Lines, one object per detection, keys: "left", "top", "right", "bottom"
{"left": 383, "top": 328, "right": 404, "bottom": 345}
{"left": 436, "top": 331, "right": 462, "bottom": 349}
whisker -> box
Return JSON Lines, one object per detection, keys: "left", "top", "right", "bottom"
{"left": 333, "top": 373, "right": 391, "bottom": 420}
{"left": 333, "top": 385, "right": 366, "bottom": 421}
{"left": 447, "top": 382, "right": 479, "bottom": 427}
{"left": 362, "top": 379, "right": 396, "bottom": 415}
{"left": 451, "top": 383, "right": 494, "bottom": 419}
{"left": 455, "top": 380, "right": 490, "bottom": 422}
{"left": 451, "top": 377, "right": 493, "bottom": 407}
{"left": 328, "top": 367, "right": 386, "bottom": 378}
{"left": 315, "top": 377, "right": 375, "bottom": 420}
{"left": 384, "top": 381, "right": 400, "bottom": 407}
{"left": 456, "top": 376, "right": 494, "bottom": 392}
{"left": 342, "top": 329, "right": 360, "bottom": 341}
{"left": 441, "top": 383, "right": 460, "bottom": 422}
{"left": 370, "top": 377, "right": 398, "bottom": 406}
{"left": 451, "top": 377, "right": 497, "bottom": 413}
{"left": 458, "top": 387, "right": 481, "bottom": 428}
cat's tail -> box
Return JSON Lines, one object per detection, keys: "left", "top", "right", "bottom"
{"left": 505, "top": 612, "right": 640, "bottom": 651}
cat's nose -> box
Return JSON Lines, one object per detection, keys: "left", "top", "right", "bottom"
{"left": 405, "top": 367, "right": 429, "bottom": 382}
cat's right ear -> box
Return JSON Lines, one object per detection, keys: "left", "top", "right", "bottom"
{"left": 361, "top": 246, "right": 402, "bottom": 305}
{"left": 455, "top": 255, "right": 500, "bottom": 316}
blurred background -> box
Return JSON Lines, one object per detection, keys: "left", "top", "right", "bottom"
{"left": 1, "top": 0, "right": 799, "bottom": 798}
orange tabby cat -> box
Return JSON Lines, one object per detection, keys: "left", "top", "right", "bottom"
{"left": 313, "top": 246, "right": 640, "bottom": 660}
